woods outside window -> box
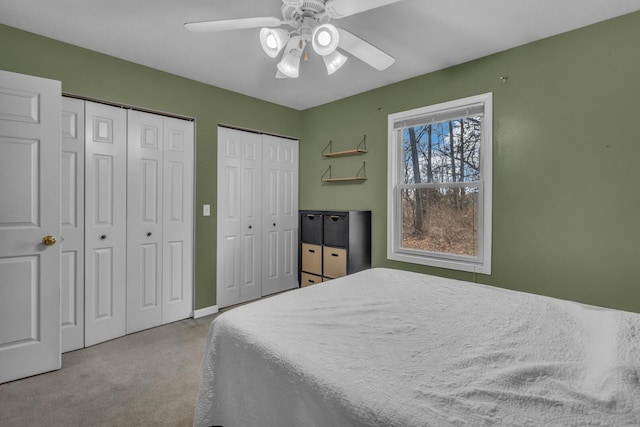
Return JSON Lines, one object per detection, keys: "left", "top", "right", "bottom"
{"left": 387, "top": 93, "right": 492, "bottom": 274}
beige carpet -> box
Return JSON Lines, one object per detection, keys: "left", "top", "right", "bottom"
{"left": 0, "top": 314, "right": 217, "bottom": 427}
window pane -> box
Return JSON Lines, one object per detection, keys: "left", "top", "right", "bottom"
{"left": 402, "top": 117, "right": 482, "bottom": 185}
{"left": 401, "top": 187, "right": 478, "bottom": 257}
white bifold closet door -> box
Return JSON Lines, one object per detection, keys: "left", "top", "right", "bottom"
{"left": 127, "top": 110, "right": 194, "bottom": 334}
{"left": 60, "top": 97, "right": 85, "bottom": 352}
{"left": 261, "top": 134, "right": 299, "bottom": 296}
{"left": 83, "top": 101, "right": 194, "bottom": 345}
{"left": 84, "top": 101, "right": 128, "bottom": 347}
{"left": 217, "top": 128, "right": 263, "bottom": 308}
{"left": 127, "top": 110, "right": 164, "bottom": 333}
{"left": 217, "top": 127, "right": 298, "bottom": 309}
{"left": 161, "top": 116, "right": 195, "bottom": 324}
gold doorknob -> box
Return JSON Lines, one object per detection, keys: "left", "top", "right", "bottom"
{"left": 42, "top": 235, "right": 57, "bottom": 246}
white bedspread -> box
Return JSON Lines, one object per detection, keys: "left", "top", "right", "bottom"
{"left": 194, "top": 268, "right": 640, "bottom": 426}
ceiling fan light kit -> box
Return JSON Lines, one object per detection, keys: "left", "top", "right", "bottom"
{"left": 322, "top": 50, "right": 348, "bottom": 75}
{"left": 185, "top": 0, "right": 401, "bottom": 79}
{"left": 277, "top": 36, "right": 305, "bottom": 78}
{"left": 311, "top": 23, "right": 340, "bottom": 56}
{"left": 260, "top": 27, "right": 290, "bottom": 58}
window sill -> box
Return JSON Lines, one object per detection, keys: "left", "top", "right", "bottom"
{"left": 387, "top": 250, "right": 491, "bottom": 275}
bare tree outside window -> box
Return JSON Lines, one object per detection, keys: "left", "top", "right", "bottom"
{"left": 401, "top": 116, "right": 482, "bottom": 257}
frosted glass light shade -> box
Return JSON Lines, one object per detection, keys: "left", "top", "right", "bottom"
{"left": 277, "top": 53, "right": 301, "bottom": 78}
{"left": 260, "top": 28, "right": 289, "bottom": 58}
{"left": 322, "top": 50, "right": 348, "bottom": 75}
{"left": 277, "top": 37, "right": 303, "bottom": 78}
{"left": 312, "top": 24, "right": 339, "bottom": 56}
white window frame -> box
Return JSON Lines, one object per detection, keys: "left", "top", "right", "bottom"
{"left": 387, "top": 93, "right": 493, "bottom": 274}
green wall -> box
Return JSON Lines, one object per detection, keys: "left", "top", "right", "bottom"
{"left": 299, "top": 11, "right": 640, "bottom": 312}
{"left": 0, "top": 23, "right": 303, "bottom": 310}
{"left": 2, "top": 10, "right": 640, "bottom": 313}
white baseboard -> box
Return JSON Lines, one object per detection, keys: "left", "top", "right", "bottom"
{"left": 193, "top": 305, "right": 219, "bottom": 319}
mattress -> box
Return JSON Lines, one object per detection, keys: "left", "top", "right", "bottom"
{"left": 194, "top": 268, "right": 640, "bottom": 426}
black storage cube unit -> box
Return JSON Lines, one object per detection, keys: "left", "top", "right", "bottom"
{"left": 298, "top": 210, "right": 371, "bottom": 286}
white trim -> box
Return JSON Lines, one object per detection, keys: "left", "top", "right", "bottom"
{"left": 480, "top": 93, "right": 493, "bottom": 274}
{"left": 194, "top": 305, "right": 219, "bottom": 319}
{"left": 387, "top": 92, "right": 493, "bottom": 275}
{"left": 389, "top": 250, "right": 487, "bottom": 273}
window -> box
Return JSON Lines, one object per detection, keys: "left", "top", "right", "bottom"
{"left": 387, "top": 93, "right": 492, "bottom": 274}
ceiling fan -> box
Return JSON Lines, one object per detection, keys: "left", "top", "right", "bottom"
{"left": 184, "top": 0, "right": 404, "bottom": 79}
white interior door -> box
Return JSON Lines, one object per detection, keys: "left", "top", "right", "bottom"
{"left": 0, "top": 70, "right": 61, "bottom": 384}
{"left": 84, "top": 101, "right": 127, "bottom": 347}
{"left": 61, "top": 97, "right": 85, "bottom": 352}
{"left": 161, "top": 116, "right": 194, "bottom": 324}
{"left": 127, "top": 110, "right": 164, "bottom": 333}
{"left": 217, "top": 127, "right": 262, "bottom": 308}
{"left": 261, "top": 135, "right": 299, "bottom": 296}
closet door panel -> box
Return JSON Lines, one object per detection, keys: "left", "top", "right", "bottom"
{"left": 262, "top": 163, "right": 283, "bottom": 292}
{"left": 167, "top": 241, "right": 184, "bottom": 301}
{"left": 84, "top": 101, "right": 127, "bottom": 347}
{"left": 61, "top": 97, "right": 85, "bottom": 352}
{"left": 93, "top": 248, "right": 115, "bottom": 316}
{"left": 127, "top": 110, "right": 163, "bottom": 333}
{"left": 220, "top": 234, "right": 240, "bottom": 302}
{"left": 283, "top": 228, "right": 295, "bottom": 279}
{"left": 239, "top": 132, "right": 262, "bottom": 303}
{"left": 217, "top": 128, "right": 242, "bottom": 308}
{"left": 217, "top": 127, "right": 262, "bottom": 308}
{"left": 162, "top": 117, "right": 193, "bottom": 323}
{"left": 265, "top": 226, "right": 278, "bottom": 281}
{"left": 281, "top": 144, "right": 298, "bottom": 281}
{"left": 141, "top": 243, "right": 159, "bottom": 305}
{"left": 261, "top": 135, "right": 298, "bottom": 296}
{"left": 262, "top": 143, "right": 281, "bottom": 297}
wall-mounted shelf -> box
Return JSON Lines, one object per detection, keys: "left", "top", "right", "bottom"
{"left": 321, "top": 162, "right": 367, "bottom": 183}
{"left": 322, "top": 135, "right": 367, "bottom": 157}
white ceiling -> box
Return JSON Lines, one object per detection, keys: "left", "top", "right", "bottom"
{"left": 1, "top": 0, "right": 639, "bottom": 110}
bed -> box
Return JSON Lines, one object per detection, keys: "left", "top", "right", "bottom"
{"left": 194, "top": 268, "right": 640, "bottom": 426}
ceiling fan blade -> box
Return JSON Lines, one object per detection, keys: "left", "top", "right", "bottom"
{"left": 338, "top": 29, "right": 395, "bottom": 71}
{"left": 325, "top": 0, "right": 404, "bottom": 19}
{"left": 184, "top": 16, "right": 283, "bottom": 33}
